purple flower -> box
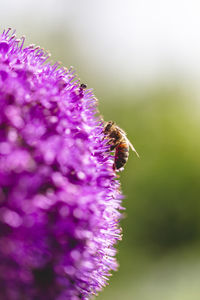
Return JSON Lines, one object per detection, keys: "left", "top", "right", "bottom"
{"left": 0, "top": 29, "right": 123, "bottom": 299}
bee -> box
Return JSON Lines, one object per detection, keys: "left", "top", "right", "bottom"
{"left": 103, "top": 121, "right": 139, "bottom": 171}
{"left": 80, "top": 83, "right": 87, "bottom": 89}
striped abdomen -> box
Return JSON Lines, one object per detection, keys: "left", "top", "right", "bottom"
{"left": 114, "top": 142, "right": 129, "bottom": 170}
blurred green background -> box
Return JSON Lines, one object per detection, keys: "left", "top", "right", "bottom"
{"left": 1, "top": 1, "right": 200, "bottom": 299}
{"left": 97, "top": 87, "right": 200, "bottom": 300}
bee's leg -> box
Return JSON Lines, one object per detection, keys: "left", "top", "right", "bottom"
{"left": 110, "top": 144, "right": 118, "bottom": 151}
{"left": 105, "top": 138, "right": 115, "bottom": 146}
{"left": 102, "top": 133, "right": 108, "bottom": 140}
{"left": 107, "top": 140, "right": 120, "bottom": 151}
{"left": 104, "top": 141, "right": 117, "bottom": 153}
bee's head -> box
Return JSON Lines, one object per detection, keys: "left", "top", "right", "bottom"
{"left": 103, "top": 121, "right": 115, "bottom": 134}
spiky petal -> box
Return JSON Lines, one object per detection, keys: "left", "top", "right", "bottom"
{"left": 0, "top": 29, "right": 123, "bottom": 300}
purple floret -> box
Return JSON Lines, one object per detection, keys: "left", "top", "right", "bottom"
{"left": 0, "top": 29, "right": 123, "bottom": 299}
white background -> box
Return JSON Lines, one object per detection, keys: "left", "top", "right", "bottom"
{"left": 1, "top": 0, "right": 200, "bottom": 89}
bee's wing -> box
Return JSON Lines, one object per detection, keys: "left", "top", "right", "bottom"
{"left": 117, "top": 126, "right": 139, "bottom": 157}
{"left": 125, "top": 136, "right": 140, "bottom": 158}
{"left": 117, "top": 126, "right": 127, "bottom": 135}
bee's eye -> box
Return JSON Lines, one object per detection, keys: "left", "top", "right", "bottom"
{"left": 80, "top": 83, "right": 87, "bottom": 89}
{"left": 104, "top": 121, "right": 114, "bottom": 133}
{"left": 105, "top": 124, "right": 112, "bottom": 131}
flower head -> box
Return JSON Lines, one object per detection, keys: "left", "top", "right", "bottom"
{"left": 0, "top": 28, "right": 123, "bottom": 299}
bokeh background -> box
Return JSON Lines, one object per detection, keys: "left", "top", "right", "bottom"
{"left": 1, "top": 1, "right": 200, "bottom": 299}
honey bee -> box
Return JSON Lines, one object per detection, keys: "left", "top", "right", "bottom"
{"left": 80, "top": 83, "right": 87, "bottom": 89}
{"left": 103, "top": 121, "right": 139, "bottom": 171}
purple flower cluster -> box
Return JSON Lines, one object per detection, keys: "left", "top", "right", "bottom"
{"left": 0, "top": 29, "right": 123, "bottom": 299}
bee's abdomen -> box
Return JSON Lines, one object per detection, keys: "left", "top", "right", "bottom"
{"left": 114, "top": 142, "right": 129, "bottom": 170}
